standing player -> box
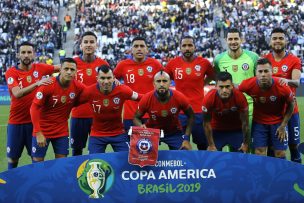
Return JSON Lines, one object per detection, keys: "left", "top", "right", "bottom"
{"left": 239, "top": 58, "right": 294, "bottom": 159}
{"left": 133, "top": 71, "right": 194, "bottom": 150}
{"left": 30, "top": 58, "right": 85, "bottom": 162}
{"left": 85, "top": 65, "right": 141, "bottom": 153}
{"left": 5, "top": 41, "right": 59, "bottom": 169}
{"left": 214, "top": 28, "right": 259, "bottom": 151}
{"left": 70, "top": 31, "right": 109, "bottom": 156}
{"left": 165, "top": 36, "right": 215, "bottom": 150}
{"left": 202, "top": 72, "right": 249, "bottom": 152}
{"left": 264, "top": 27, "right": 302, "bottom": 163}
{"left": 114, "top": 36, "right": 162, "bottom": 132}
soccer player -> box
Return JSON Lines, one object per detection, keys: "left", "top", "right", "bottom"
{"left": 114, "top": 36, "right": 162, "bottom": 132}
{"left": 84, "top": 65, "right": 141, "bottom": 153}
{"left": 202, "top": 72, "right": 249, "bottom": 152}
{"left": 239, "top": 58, "right": 294, "bottom": 159}
{"left": 5, "top": 41, "right": 59, "bottom": 169}
{"left": 133, "top": 71, "right": 194, "bottom": 150}
{"left": 70, "top": 31, "right": 109, "bottom": 156}
{"left": 264, "top": 27, "right": 302, "bottom": 163}
{"left": 165, "top": 35, "right": 215, "bottom": 150}
{"left": 30, "top": 58, "right": 85, "bottom": 162}
{"left": 214, "top": 28, "right": 259, "bottom": 151}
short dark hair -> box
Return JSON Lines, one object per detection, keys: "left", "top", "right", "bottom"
{"left": 62, "top": 57, "right": 77, "bottom": 65}
{"left": 180, "top": 35, "right": 195, "bottom": 46}
{"left": 132, "top": 36, "right": 147, "bottom": 45}
{"left": 216, "top": 71, "right": 233, "bottom": 83}
{"left": 81, "top": 31, "right": 97, "bottom": 41}
{"left": 97, "top": 65, "right": 112, "bottom": 74}
{"left": 226, "top": 28, "right": 242, "bottom": 38}
{"left": 271, "top": 27, "right": 288, "bottom": 38}
{"left": 19, "top": 41, "right": 35, "bottom": 49}
{"left": 257, "top": 58, "right": 272, "bottom": 66}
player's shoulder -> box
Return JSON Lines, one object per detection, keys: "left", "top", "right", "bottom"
{"left": 243, "top": 49, "right": 259, "bottom": 58}
{"left": 239, "top": 77, "right": 256, "bottom": 88}
{"left": 286, "top": 53, "right": 301, "bottom": 61}
{"left": 94, "top": 56, "right": 109, "bottom": 65}
{"left": 214, "top": 51, "right": 228, "bottom": 61}
{"left": 5, "top": 66, "right": 18, "bottom": 76}
{"left": 205, "top": 88, "right": 217, "bottom": 98}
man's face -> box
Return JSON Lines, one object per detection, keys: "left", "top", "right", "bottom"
{"left": 180, "top": 38, "right": 195, "bottom": 59}
{"left": 19, "top": 45, "right": 35, "bottom": 66}
{"left": 154, "top": 74, "right": 170, "bottom": 97}
{"left": 216, "top": 80, "right": 233, "bottom": 99}
{"left": 97, "top": 70, "right": 114, "bottom": 92}
{"left": 131, "top": 40, "right": 148, "bottom": 61}
{"left": 80, "top": 35, "right": 97, "bottom": 55}
{"left": 226, "top": 32, "right": 242, "bottom": 52}
{"left": 270, "top": 32, "right": 286, "bottom": 53}
{"left": 256, "top": 64, "right": 273, "bottom": 87}
{"left": 60, "top": 62, "right": 77, "bottom": 82}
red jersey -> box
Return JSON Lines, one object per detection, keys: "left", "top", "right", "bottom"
{"left": 5, "top": 64, "right": 54, "bottom": 124}
{"left": 86, "top": 84, "right": 139, "bottom": 137}
{"left": 31, "top": 77, "right": 85, "bottom": 138}
{"left": 71, "top": 56, "right": 109, "bottom": 118}
{"left": 165, "top": 56, "right": 215, "bottom": 113}
{"left": 138, "top": 89, "right": 190, "bottom": 134}
{"left": 114, "top": 57, "right": 162, "bottom": 119}
{"left": 239, "top": 77, "right": 293, "bottom": 124}
{"left": 202, "top": 88, "right": 248, "bottom": 131}
{"left": 264, "top": 52, "right": 301, "bottom": 113}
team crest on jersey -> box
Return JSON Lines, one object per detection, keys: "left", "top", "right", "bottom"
{"left": 161, "top": 110, "right": 168, "bottom": 117}
{"left": 259, "top": 97, "right": 266, "bottom": 103}
{"left": 103, "top": 99, "right": 109, "bottom": 107}
{"left": 7, "top": 77, "right": 14, "bottom": 85}
{"left": 232, "top": 65, "right": 238, "bottom": 72}
{"left": 194, "top": 65, "right": 201, "bottom": 71}
{"left": 136, "top": 138, "right": 152, "bottom": 154}
{"left": 33, "top": 71, "right": 39, "bottom": 78}
{"left": 202, "top": 106, "right": 208, "bottom": 113}
{"left": 138, "top": 69, "right": 144, "bottom": 76}
{"left": 113, "top": 97, "right": 120, "bottom": 104}
{"left": 86, "top": 68, "right": 92, "bottom": 76}
{"left": 231, "top": 106, "right": 238, "bottom": 111}
{"left": 69, "top": 92, "right": 75, "bottom": 99}
{"left": 170, "top": 107, "right": 177, "bottom": 114}
{"left": 273, "top": 67, "right": 278, "bottom": 74}
{"left": 186, "top": 68, "right": 192, "bottom": 75}
{"left": 36, "top": 92, "right": 43, "bottom": 100}
{"left": 27, "top": 76, "right": 32, "bottom": 83}
{"left": 281, "top": 65, "right": 288, "bottom": 72}
{"left": 61, "top": 96, "right": 67, "bottom": 103}
{"left": 146, "top": 66, "right": 153, "bottom": 72}
{"left": 269, "top": 96, "right": 277, "bottom": 102}
{"left": 242, "top": 63, "right": 249, "bottom": 71}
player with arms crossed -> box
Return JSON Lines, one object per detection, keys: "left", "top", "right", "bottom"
{"left": 133, "top": 71, "right": 194, "bottom": 150}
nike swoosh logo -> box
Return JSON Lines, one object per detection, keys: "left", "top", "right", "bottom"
{"left": 127, "top": 69, "right": 134, "bottom": 72}
{"left": 18, "top": 78, "right": 23, "bottom": 81}
{"left": 93, "top": 100, "right": 99, "bottom": 103}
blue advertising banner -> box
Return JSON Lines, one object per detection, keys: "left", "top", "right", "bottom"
{"left": 0, "top": 151, "right": 303, "bottom": 203}
{"left": 0, "top": 85, "right": 10, "bottom": 105}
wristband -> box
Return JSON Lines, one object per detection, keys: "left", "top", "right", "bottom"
{"left": 182, "top": 134, "right": 190, "bottom": 141}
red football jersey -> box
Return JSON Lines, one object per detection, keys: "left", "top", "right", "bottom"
{"left": 138, "top": 89, "right": 190, "bottom": 134}
{"left": 202, "top": 88, "right": 248, "bottom": 130}
{"left": 71, "top": 56, "right": 109, "bottom": 118}
{"left": 86, "top": 84, "right": 139, "bottom": 137}
{"left": 239, "top": 77, "right": 293, "bottom": 124}
{"left": 264, "top": 52, "right": 301, "bottom": 113}
{"left": 165, "top": 56, "right": 215, "bottom": 113}
{"left": 31, "top": 77, "right": 85, "bottom": 138}
{"left": 5, "top": 64, "right": 54, "bottom": 124}
{"left": 114, "top": 57, "right": 162, "bottom": 119}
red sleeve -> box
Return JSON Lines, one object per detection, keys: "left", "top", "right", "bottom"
{"left": 281, "top": 85, "right": 294, "bottom": 103}
{"left": 238, "top": 81, "right": 247, "bottom": 93}
{"left": 33, "top": 85, "right": 49, "bottom": 106}
{"left": 74, "top": 81, "right": 89, "bottom": 106}
{"left": 235, "top": 90, "right": 248, "bottom": 112}
{"left": 164, "top": 60, "right": 174, "bottom": 80}
{"left": 113, "top": 61, "right": 123, "bottom": 79}
{"left": 175, "top": 91, "right": 191, "bottom": 112}
{"left": 30, "top": 101, "right": 42, "bottom": 133}
{"left": 201, "top": 91, "right": 213, "bottom": 115}
{"left": 137, "top": 94, "right": 149, "bottom": 114}
{"left": 204, "top": 59, "right": 216, "bottom": 80}
{"left": 292, "top": 56, "right": 302, "bottom": 71}
{"left": 5, "top": 69, "right": 19, "bottom": 90}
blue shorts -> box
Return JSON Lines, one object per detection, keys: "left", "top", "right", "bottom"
{"left": 252, "top": 122, "right": 288, "bottom": 151}
{"left": 7, "top": 123, "right": 33, "bottom": 159}
{"left": 179, "top": 114, "right": 206, "bottom": 145}
{"left": 213, "top": 130, "right": 243, "bottom": 151}
{"left": 88, "top": 133, "right": 129, "bottom": 154}
{"left": 32, "top": 136, "right": 69, "bottom": 158}
{"left": 70, "top": 118, "right": 92, "bottom": 149}
{"left": 288, "top": 113, "right": 300, "bottom": 145}
{"left": 160, "top": 131, "right": 184, "bottom": 150}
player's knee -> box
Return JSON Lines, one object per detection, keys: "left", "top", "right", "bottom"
{"left": 55, "top": 154, "right": 67, "bottom": 159}
{"left": 288, "top": 143, "right": 298, "bottom": 150}
{"left": 255, "top": 147, "right": 266, "bottom": 155}
{"left": 32, "top": 157, "right": 44, "bottom": 162}
{"left": 7, "top": 158, "right": 18, "bottom": 164}
{"left": 274, "top": 150, "right": 286, "bottom": 158}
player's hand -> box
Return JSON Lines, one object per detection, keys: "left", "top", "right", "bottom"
{"left": 276, "top": 125, "right": 287, "bottom": 142}
{"left": 179, "top": 141, "right": 192, "bottom": 150}
{"left": 37, "top": 77, "right": 53, "bottom": 87}
{"left": 36, "top": 132, "right": 47, "bottom": 147}
{"left": 114, "top": 79, "right": 121, "bottom": 86}
{"left": 140, "top": 124, "right": 147, "bottom": 129}
{"left": 279, "top": 78, "right": 288, "bottom": 86}
{"left": 238, "top": 143, "right": 249, "bottom": 153}
{"left": 207, "top": 145, "right": 217, "bottom": 151}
